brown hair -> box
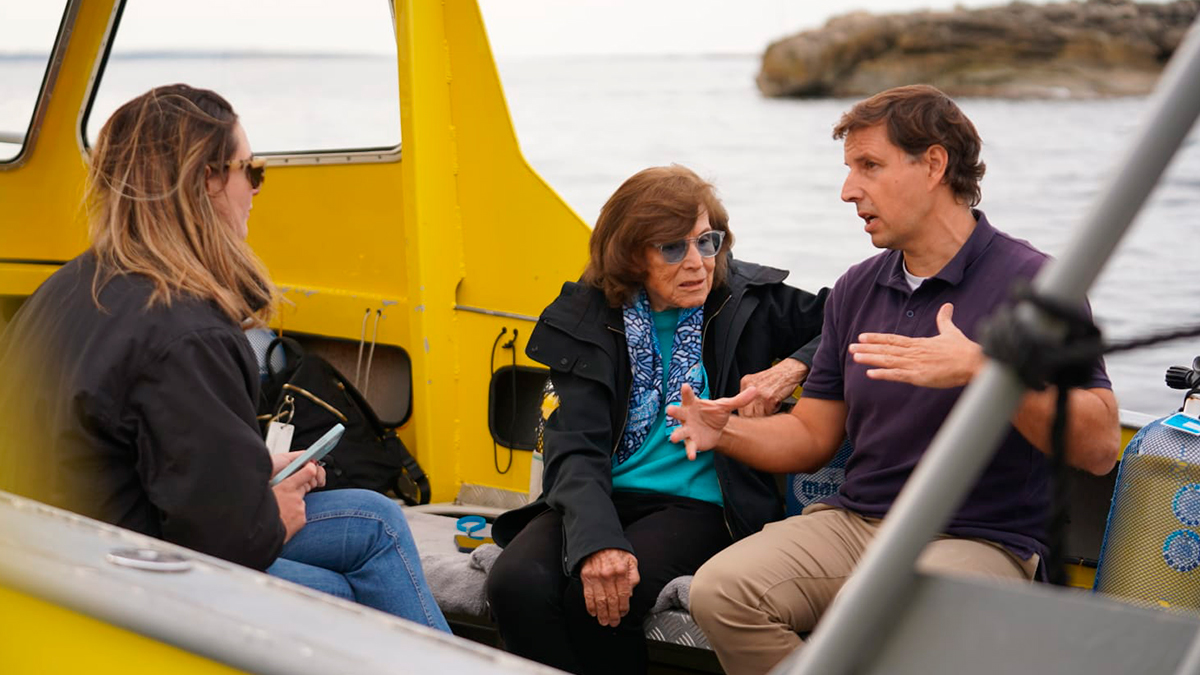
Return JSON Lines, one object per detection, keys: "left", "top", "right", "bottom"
{"left": 833, "top": 84, "right": 985, "bottom": 207}
{"left": 87, "top": 84, "right": 277, "bottom": 324}
{"left": 582, "top": 165, "right": 733, "bottom": 307}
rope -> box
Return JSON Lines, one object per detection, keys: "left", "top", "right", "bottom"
{"left": 490, "top": 327, "right": 514, "bottom": 475}
{"left": 1046, "top": 385, "right": 1072, "bottom": 586}
{"left": 355, "top": 308, "right": 370, "bottom": 387}
{"left": 507, "top": 329, "right": 520, "bottom": 473}
{"left": 1103, "top": 323, "right": 1200, "bottom": 356}
{"left": 364, "top": 310, "right": 381, "bottom": 397}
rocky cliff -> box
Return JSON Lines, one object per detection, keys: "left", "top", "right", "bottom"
{"left": 758, "top": 0, "right": 1199, "bottom": 98}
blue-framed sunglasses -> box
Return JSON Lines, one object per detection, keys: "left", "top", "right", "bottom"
{"left": 655, "top": 230, "right": 725, "bottom": 264}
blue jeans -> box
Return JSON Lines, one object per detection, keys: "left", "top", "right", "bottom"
{"left": 266, "top": 489, "right": 450, "bottom": 632}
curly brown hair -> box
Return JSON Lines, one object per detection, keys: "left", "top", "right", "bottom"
{"left": 582, "top": 165, "right": 733, "bottom": 307}
{"left": 833, "top": 84, "right": 986, "bottom": 207}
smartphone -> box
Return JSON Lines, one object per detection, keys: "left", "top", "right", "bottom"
{"left": 269, "top": 423, "right": 345, "bottom": 486}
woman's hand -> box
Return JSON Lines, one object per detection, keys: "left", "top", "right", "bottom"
{"left": 580, "top": 548, "right": 640, "bottom": 627}
{"left": 269, "top": 450, "right": 305, "bottom": 478}
{"left": 738, "top": 359, "right": 810, "bottom": 418}
{"left": 271, "top": 462, "right": 325, "bottom": 543}
{"left": 269, "top": 450, "right": 328, "bottom": 487}
{"left": 668, "top": 383, "right": 758, "bottom": 459}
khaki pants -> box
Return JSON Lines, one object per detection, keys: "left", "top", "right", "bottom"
{"left": 689, "top": 505, "right": 1038, "bottom": 675}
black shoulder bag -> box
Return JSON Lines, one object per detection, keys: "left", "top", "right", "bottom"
{"left": 259, "top": 337, "right": 430, "bottom": 505}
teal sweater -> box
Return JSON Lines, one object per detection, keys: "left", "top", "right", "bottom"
{"left": 611, "top": 308, "right": 723, "bottom": 506}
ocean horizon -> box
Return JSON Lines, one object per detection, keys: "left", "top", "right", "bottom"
{"left": 3, "top": 52, "right": 1197, "bottom": 415}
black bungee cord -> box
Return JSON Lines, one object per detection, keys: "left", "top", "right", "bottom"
{"left": 490, "top": 326, "right": 519, "bottom": 475}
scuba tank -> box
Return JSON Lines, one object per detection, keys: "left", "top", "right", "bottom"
{"left": 1094, "top": 356, "right": 1200, "bottom": 610}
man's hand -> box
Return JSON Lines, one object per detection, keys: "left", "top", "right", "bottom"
{"left": 849, "top": 303, "right": 984, "bottom": 388}
{"left": 271, "top": 462, "right": 325, "bottom": 543}
{"left": 580, "top": 548, "right": 640, "bottom": 627}
{"left": 668, "top": 384, "right": 758, "bottom": 459}
{"left": 738, "top": 359, "right": 810, "bottom": 418}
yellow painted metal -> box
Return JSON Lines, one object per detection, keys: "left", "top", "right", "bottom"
{"left": 0, "top": 586, "right": 246, "bottom": 675}
{"left": 1065, "top": 562, "right": 1097, "bottom": 590}
{"left": 0, "top": 263, "right": 62, "bottom": 297}
{"left": 0, "top": 1, "right": 98, "bottom": 262}
{"left": 1120, "top": 422, "right": 1139, "bottom": 460}
{"left": 395, "top": 0, "right": 589, "bottom": 498}
{"left": 0, "top": 0, "right": 590, "bottom": 502}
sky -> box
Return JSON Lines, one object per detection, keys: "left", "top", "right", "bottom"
{"left": 478, "top": 0, "right": 1053, "bottom": 57}
{"left": 0, "top": 0, "right": 1146, "bottom": 58}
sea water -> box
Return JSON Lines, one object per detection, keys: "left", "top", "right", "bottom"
{"left": 498, "top": 55, "right": 1200, "bottom": 418}
{"left": 2, "top": 53, "right": 1197, "bottom": 415}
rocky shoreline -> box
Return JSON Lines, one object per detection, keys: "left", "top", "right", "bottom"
{"left": 758, "top": 0, "right": 1199, "bottom": 98}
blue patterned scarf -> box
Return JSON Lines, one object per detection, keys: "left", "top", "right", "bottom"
{"left": 616, "top": 289, "right": 705, "bottom": 466}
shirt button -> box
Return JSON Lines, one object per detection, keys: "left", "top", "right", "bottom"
{"left": 906, "top": 310, "right": 914, "bottom": 317}
{"left": 560, "top": 357, "right": 569, "bottom": 366}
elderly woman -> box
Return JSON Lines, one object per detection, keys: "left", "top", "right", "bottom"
{"left": 485, "top": 165, "right": 828, "bottom": 674}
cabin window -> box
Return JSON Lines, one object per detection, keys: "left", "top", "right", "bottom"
{"left": 83, "top": 0, "right": 401, "bottom": 155}
{"left": 489, "top": 366, "right": 549, "bottom": 451}
{"left": 0, "top": 2, "right": 74, "bottom": 163}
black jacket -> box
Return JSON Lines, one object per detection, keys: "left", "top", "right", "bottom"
{"left": 493, "top": 258, "right": 828, "bottom": 574}
{"left": 0, "top": 254, "right": 284, "bottom": 569}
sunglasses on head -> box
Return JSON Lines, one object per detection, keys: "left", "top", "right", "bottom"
{"left": 655, "top": 230, "right": 725, "bottom": 264}
{"left": 225, "top": 156, "right": 266, "bottom": 189}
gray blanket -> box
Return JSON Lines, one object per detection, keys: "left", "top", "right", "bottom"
{"left": 405, "top": 510, "right": 495, "bottom": 616}
{"left": 405, "top": 510, "right": 692, "bottom": 618}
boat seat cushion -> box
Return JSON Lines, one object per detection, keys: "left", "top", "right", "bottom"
{"left": 403, "top": 509, "right": 711, "bottom": 648}
{"left": 402, "top": 438, "right": 853, "bottom": 650}
{"left": 786, "top": 439, "right": 854, "bottom": 516}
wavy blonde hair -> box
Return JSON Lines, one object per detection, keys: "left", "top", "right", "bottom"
{"left": 88, "top": 84, "right": 277, "bottom": 324}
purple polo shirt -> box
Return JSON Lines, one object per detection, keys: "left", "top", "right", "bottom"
{"left": 802, "top": 211, "right": 1111, "bottom": 561}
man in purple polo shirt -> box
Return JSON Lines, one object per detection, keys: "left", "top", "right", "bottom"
{"left": 668, "top": 85, "right": 1121, "bottom": 675}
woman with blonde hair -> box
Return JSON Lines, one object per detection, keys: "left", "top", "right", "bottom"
{"left": 0, "top": 84, "right": 448, "bottom": 630}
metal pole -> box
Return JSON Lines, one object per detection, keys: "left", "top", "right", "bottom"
{"left": 777, "top": 18, "right": 1200, "bottom": 675}
{"left": 1174, "top": 628, "right": 1200, "bottom": 675}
